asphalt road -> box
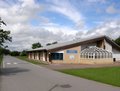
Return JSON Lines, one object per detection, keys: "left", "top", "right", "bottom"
{"left": 0, "top": 56, "right": 120, "bottom": 91}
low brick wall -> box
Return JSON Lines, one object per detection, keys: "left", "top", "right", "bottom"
{"left": 52, "top": 58, "right": 113, "bottom": 64}
{"left": 52, "top": 60, "right": 80, "bottom": 64}
{"left": 80, "top": 58, "right": 113, "bottom": 64}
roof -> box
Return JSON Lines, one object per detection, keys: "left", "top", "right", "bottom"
{"left": 81, "top": 46, "right": 112, "bottom": 54}
{"left": 80, "top": 46, "right": 112, "bottom": 59}
{"left": 27, "top": 35, "right": 120, "bottom": 52}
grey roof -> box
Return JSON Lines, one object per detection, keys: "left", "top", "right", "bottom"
{"left": 27, "top": 35, "right": 120, "bottom": 52}
{"left": 80, "top": 46, "right": 112, "bottom": 58}
{"left": 81, "top": 46, "right": 112, "bottom": 54}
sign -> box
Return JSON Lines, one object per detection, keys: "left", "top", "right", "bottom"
{"left": 69, "top": 55, "right": 75, "bottom": 60}
{"left": 66, "top": 50, "right": 77, "bottom": 54}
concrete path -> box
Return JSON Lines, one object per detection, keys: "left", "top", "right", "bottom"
{"left": 44, "top": 62, "right": 120, "bottom": 70}
{"left": 0, "top": 56, "right": 120, "bottom": 91}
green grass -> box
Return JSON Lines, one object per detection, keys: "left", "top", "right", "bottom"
{"left": 59, "top": 67, "right": 120, "bottom": 87}
{"left": 0, "top": 55, "right": 3, "bottom": 66}
{"left": 17, "top": 56, "right": 48, "bottom": 65}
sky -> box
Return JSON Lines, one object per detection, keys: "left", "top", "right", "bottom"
{"left": 0, "top": 0, "right": 120, "bottom": 51}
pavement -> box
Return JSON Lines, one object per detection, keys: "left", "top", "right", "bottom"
{"left": 44, "top": 62, "right": 120, "bottom": 70}
{"left": 0, "top": 56, "right": 120, "bottom": 91}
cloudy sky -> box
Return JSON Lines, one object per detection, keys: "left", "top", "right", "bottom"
{"left": 0, "top": 0, "right": 120, "bottom": 51}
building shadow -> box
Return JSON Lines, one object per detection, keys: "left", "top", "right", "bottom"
{"left": 0, "top": 67, "right": 30, "bottom": 76}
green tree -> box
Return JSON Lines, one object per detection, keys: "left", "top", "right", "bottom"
{"left": 0, "top": 29, "right": 11, "bottom": 46}
{"left": 32, "top": 42, "right": 42, "bottom": 49}
{"left": 10, "top": 51, "right": 20, "bottom": 56}
{"left": 0, "top": 17, "right": 12, "bottom": 55}
{"left": 46, "top": 43, "right": 51, "bottom": 46}
{"left": 114, "top": 36, "right": 120, "bottom": 46}
{"left": 52, "top": 41, "right": 58, "bottom": 44}
{"left": 20, "top": 50, "right": 27, "bottom": 56}
{"left": 3, "top": 48, "right": 10, "bottom": 55}
{"left": 46, "top": 41, "right": 58, "bottom": 46}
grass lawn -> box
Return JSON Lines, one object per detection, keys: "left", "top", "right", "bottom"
{"left": 0, "top": 55, "right": 3, "bottom": 66}
{"left": 59, "top": 67, "right": 120, "bottom": 87}
{"left": 17, "top": 56, "right": 48, "bottom": 65}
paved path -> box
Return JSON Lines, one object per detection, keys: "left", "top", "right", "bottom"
{"left": 44, "top": 62, "right": 120, "bottom": 70}
{"left": 0, "top": 56, "right": 120, "bottom": 91}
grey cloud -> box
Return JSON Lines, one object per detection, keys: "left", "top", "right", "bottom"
{"left": 8, "top": 20, "right": 120, "bottom": 51}
{"left": 7, "top": 25, "right": 75, "bottom": 51}
{"left": 0, "top": 0, "right": 44, "bottom": 25}
{"left": 76, "top": 20, "right": 120, "bottom": 39}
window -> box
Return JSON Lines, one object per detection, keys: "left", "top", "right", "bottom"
{"left": 51, "top": 53, "right": 63, "bottom": 60}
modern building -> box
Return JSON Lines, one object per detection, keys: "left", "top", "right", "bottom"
{"left": 27, "top": 35, "right": 120, "bottom": 64}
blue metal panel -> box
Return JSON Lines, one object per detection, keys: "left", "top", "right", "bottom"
{"left": 66, "top": 50, "right": 77, "bottom": 54}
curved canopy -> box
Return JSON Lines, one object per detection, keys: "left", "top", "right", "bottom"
{"left": 80, "top": 47, "right": 112, "bottom": 59}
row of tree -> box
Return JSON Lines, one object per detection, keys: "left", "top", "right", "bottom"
{"left": 0, "top": 48, "right": 27, "bottom": 56}
{"left": 2, "top": 41, "right": 58, "bottom": 56}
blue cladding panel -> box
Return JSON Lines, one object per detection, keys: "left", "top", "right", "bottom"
{"left": 66, "top": 50, "right": 77, "bottom": 54}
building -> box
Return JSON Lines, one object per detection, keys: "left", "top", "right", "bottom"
{"left": 27, "top": 35, "right": 120, "bottom": 64}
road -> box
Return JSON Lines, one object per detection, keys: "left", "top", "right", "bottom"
{"left": 0, "top": 56, "right": 120, "bottom": 91}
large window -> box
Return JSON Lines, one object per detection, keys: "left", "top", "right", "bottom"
{"left": 80, "top": 47, "right": 112, "bottom": 59}
{"left": 51, "top": 53, "right": 63, "bottom": 60}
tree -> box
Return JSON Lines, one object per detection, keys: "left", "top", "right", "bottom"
{"left": 0, "top": 48, "right": 3, "bottom": 55}
{"left": 20, "top": 50, "right": 27, "bottom": 56}
{"left": 46, "top": 43, "right": 52, "bottom": 46}
{"left": 32, "top": 42, "right": 42, "bottom": 49}
{"left": 0, "top": 29, "right": 12, "bottom": 46}
{"left": 52, "top": 41, "right": 58, "bottom": 44}
{"left": 0, "top": 17, "right": 12, "bottom": 55}
{"left": 10, "top": 51, "right": 20, "bottom": 56}
{"left": 114, "top": 36, "right": 120, "bottom": 46}
{"left": 0, "top": 17, "right": 12, "bottom": 47}
{"left": 46, "top": 41, "right": 58, "bottom": 46}
{"left": 2, "top": 48, "right": 10, "bottom": 55}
